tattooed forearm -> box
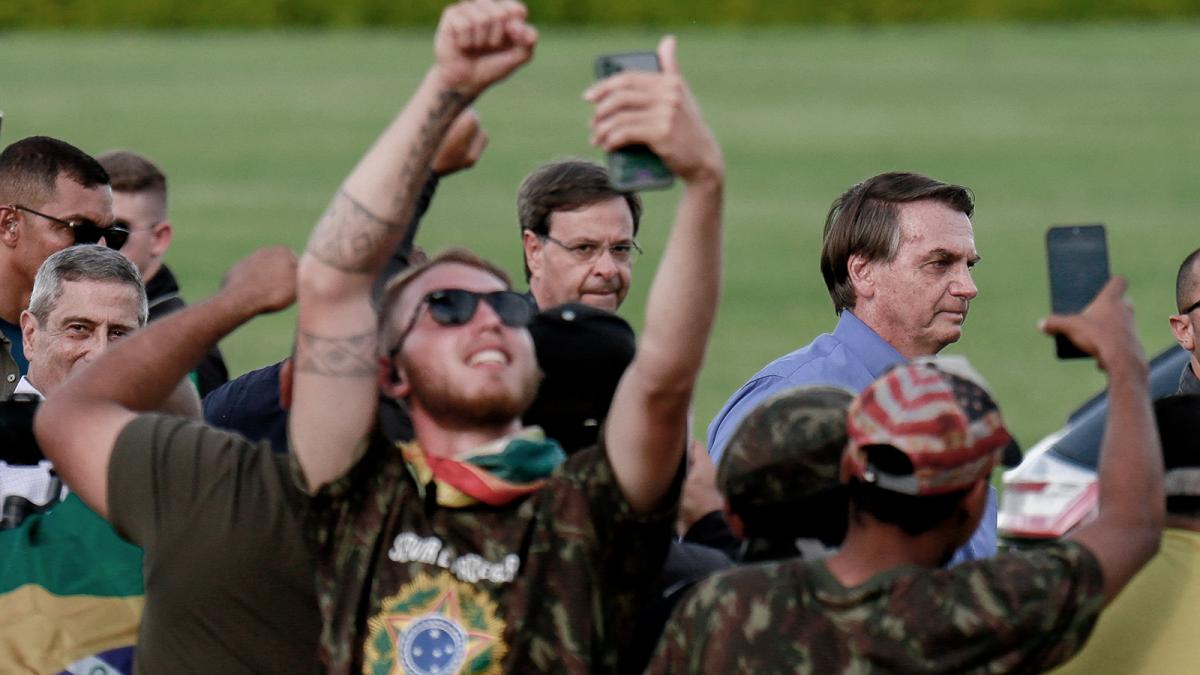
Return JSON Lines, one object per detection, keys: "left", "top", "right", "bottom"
{"left": 305, "top": 88, "right": 470, "bottom": 275}
{"left": 391, "top": 88, "right": 471, "bottom": 216}
{"left": 295, "top": 329, "right": 379, "bottom": 377}
{"left": 305, "top": 190, "right": 396, "bottom": 274}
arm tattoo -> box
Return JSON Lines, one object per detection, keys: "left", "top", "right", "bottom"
{"left": 306, "top": 190, "right": 397, "bottom": 274}
{"left": 295, "top": 329, "right": 379, "bottom": 377}
{"left": 306, "top": 88, "right": 470, "bottom": 275}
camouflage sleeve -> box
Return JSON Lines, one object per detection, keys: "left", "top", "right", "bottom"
{"left": 544, "top": 433, "right": 684, "bottom": 671}
{"left": 645, "top": 565, "right": 784, "bottom": 675}
{"left": 297, "top": 433, "right": 399, "bottom": 673}
{"left": 905, "top": 540, "right": 1107, "bottom": 672}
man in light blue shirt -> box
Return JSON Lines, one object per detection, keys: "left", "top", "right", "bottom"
{"left": 707, "top": 171, "right": 1003, "bottom": 563}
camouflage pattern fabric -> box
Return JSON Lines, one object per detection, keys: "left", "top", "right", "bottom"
{"left": 717, "top": 385, "right": 853, "bottom": 509}
{"left": 647, "top": 541, "right": 1105, "bottom": 674}
{"left": 304, "top": 430, "right": 677, "bottom": 674}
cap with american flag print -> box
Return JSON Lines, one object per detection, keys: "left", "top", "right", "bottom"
{"left": 842, "top": 359, "right": 1016, "bottom": 496}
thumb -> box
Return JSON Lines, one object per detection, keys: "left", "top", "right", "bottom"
{"left": 658, "top": 35, "right": 679, "bottom": 75}
{"left": 1039, "top": 313, "right": 1073, "bottom": 336}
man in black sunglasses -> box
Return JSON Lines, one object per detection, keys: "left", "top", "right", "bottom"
{"left": 34, "top": 1, "right": 724, "bottom": 672}
{"left": 288, "top": 1, "right": 724, "bottom": 668}
{"left": 0, "top": 136, "right": 116, "bottom": 401}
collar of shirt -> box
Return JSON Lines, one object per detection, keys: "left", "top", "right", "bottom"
{"left": 832, "top": 310, "right": 906, "bottom": 381}
{"left": 14, "top": 376, "right": 43, "bottom": 399}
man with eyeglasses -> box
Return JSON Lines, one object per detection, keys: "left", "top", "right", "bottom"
{"left": 518, "top": 159, "right": 643, "bottom": 311}
{"left": 35, "top": 3, "right": 723, "bottom": 673}
{"left": 0, "top": 136, "right": 125, "bottom": 401}
{"left": 1169, "top": 248, "right": 1200, "bottom": 394}
{"left": 95, "top": 150, "right": 229, "bottom": 397}
{"left": 285, "top": 2, "right": 721, "bottom": 668}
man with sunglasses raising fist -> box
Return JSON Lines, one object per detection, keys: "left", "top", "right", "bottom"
{"left": 0, "top": 136, "right": 125, "bottom": 401}
{"left": 287, "top": 0, "right": 723, "bottom": 671}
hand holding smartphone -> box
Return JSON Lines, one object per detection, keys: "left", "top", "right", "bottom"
{"left": 1046, "top": 224, "right": 1110, "bottom": 359}
{"left": 593, "top": 52, "right": 675, "bottom": 192}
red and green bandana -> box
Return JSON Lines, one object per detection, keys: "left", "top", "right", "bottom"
{"left": 401, "top": 429, "right": 567, "bottom": 508}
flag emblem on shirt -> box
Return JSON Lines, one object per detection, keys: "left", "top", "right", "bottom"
{"left": 364, "top": 571, "right": 506, "bottom": 674}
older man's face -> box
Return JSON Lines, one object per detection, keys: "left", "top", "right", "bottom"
{"left": 524, "top": 197, "right": 637, "bottom": 311}
{"left": 859, "top": 200, "right": 980, "bottom": 358}
{"left": 20, "top": 279, "right": 142, "bottom": 395}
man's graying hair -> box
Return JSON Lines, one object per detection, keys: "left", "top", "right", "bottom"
{"left": 820, "top": 172, "right": 974, "bottom": 314}
{"left": 29, "top": 245, "right": 148, "bottom": 326}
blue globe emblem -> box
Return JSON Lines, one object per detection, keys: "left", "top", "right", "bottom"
{"left": 400, "top": 615, "right": 468, "bottom": 675}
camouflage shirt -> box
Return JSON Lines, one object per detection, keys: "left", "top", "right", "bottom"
{"left": 305, "top": 431, "right": 677, "bottom": 674}
{"left": 647, "top": 541, "right": 1105, "bottom": 674}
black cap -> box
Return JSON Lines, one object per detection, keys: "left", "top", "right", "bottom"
{"left": 522, "top": 303, "right": 636, "bottom": 454}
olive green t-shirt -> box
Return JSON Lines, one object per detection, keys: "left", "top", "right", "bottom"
{"left": 109, "top": 413, "right": 321, "bottom": 673}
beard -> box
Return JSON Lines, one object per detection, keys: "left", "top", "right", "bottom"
{"left": 404, "top": 357, "right": 541, "bottom": 430}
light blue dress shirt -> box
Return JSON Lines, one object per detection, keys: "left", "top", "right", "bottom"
{"left": 706, "top": 310, "right": 997, "bottom": 565}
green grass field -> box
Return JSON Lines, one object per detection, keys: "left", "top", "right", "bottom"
{"left": 2, "top": 24, "right": 1198, "bottom": 449}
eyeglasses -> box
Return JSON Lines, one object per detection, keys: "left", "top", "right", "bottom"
{"left": 390, "top": 289, "right": 535, "bottom": 353}
{"left": 540, "top": 234, "right": 642, "bottom": 264}
{"left": 12, "top": 205, "right": 129, "bottom": 250}
{"left": 1180, "top": 299, "right": 1200, "bottom": 316}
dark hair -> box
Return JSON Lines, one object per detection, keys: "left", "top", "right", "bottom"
{"left": 820, "top": 172, "right": 974, "bottom": 314}
{"left": 845, "top": 445, "right": 971, "bottom": 536}
{"left": 733, "top": 486, "right": 849, "bottom": 547}
{"left": 1175, "top": 248, "right": 1200, "bottom": 312}
{"left": 0, "top": 136, "right": 109, "bottom": 207}
{"left": 97, "top": 150, "right": 167, "bottom": 201}
{"left": 377, "top": 247, "right": 513, "bottom": 353}
{"left": 516, "top": 159, "right": 642, "bottom": 281}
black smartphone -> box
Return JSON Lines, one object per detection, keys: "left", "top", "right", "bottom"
{"left": 1046, "top": 224, "right": 1110, "bottom": 359}
{"left": 594, "top": 52, "right": 675, "bottom": 192}
{"left": 1, "top": 398, "right": 42, "bottom": 465}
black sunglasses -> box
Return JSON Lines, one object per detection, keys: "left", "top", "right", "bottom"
{"left": 1180, "top": 298, "right": 1200, "bottom": 316}
{"left": 391, "top": 289, "right": 535, "bottom": 353}
{"left": 12, "top": 205, "right": 129, "bottom": 250}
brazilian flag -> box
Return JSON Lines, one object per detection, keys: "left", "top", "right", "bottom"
{"left": 0, "top": 493, "right": 143, "bottom": 674}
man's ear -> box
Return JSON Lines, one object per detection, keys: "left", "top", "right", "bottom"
{"left": 150, "top": 220, "right": 173, "bottom": 258}
{"left": 19, "top": 310, "right": 38, "bottom": 359}
{"left": 522, "top": 229, "right": 544, "bottom": 278}
{"left": 0, "top": 206, "right": 20, "bottom": 248}
{"left": 1169, "top": 313, "right": 1195, "bottom": 352}
{"left": 378, "top": 356, "right": 411, "bottom": 400}
{"left": 847, "top": 253, "right": 875, "bottom": 301}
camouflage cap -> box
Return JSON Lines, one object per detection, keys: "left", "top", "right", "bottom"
{"left": 843, "top": 359, "right": 1014, "bottom": 496}
{"left": 717, "top": 385, "right": 855, "bottom": 511}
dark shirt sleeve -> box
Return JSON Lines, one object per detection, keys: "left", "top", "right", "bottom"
{"left": 107, "top": 414, "right": 273, "bottom": 547}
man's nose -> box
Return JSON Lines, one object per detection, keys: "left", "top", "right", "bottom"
{"left": 470, "top": 298, "right": 504, "bottom": 330}
{"left": 952, "top": 267, "right": 979, "bottom": 300}
{"left": 79, "top": 332, "right": 111, "bottom": 361}
{"left": 592, "top": 248, "right": 619, "bottom": 278}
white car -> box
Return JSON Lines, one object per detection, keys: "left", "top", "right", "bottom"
{"left": 998, "top": 345, "right": 1188, "bottom": 540}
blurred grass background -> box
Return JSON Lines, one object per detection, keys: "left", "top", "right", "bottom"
{"left": 2, "top": 23, "right": 1198, "bottom": 448}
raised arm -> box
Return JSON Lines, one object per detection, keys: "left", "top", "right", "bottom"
{"left": 291, "top": 0, "right": 536, "bottom": 491}
{"left": 34, "top": 247, "right": 297, "bottom": 519}
{"left": 589, "top": 36, "right": 725, "bottom": 513}
{"left": 1042, "top": 277, "right": 1164, "bottom": 602}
